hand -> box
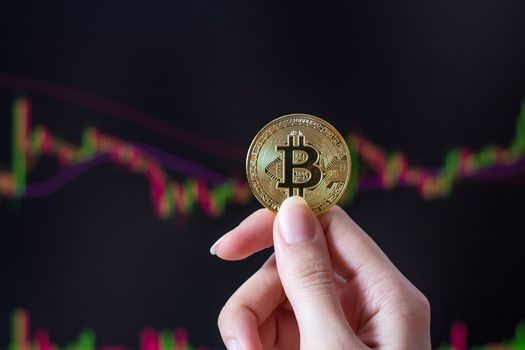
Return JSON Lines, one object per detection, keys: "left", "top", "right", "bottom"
{"left": 210, "top": 196, "right": 431, "bottom": 350}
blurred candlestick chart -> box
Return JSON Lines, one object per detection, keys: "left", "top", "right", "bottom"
{"left": 3, "top": 310, "right": 525, "bottom": 350}
{"left": 0, "top": 96, "right": 252, "bottom": 218}
{"left": 0, "top": 91, "right": 525, "bottom": 218}
{"left": 1, "top": 76, "right": 525, "bottom": 350}
{"left": 4, "top": 310, "right": 209, "bottom": 350}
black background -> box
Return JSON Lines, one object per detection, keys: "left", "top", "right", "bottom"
{"left": 1, "top": 1, "right": 525, "bottom": 348}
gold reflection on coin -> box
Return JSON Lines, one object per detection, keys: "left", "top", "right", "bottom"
{"left": 246, "top": 114, "right": 351, "bottom": 214}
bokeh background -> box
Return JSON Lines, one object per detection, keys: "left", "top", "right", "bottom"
{"left": 1, "top": 1, "right": 525, "bottom": 348}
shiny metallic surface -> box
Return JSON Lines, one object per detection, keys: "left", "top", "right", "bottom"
{"left": 246, "top": 114, "right": 351, "bottom": 214}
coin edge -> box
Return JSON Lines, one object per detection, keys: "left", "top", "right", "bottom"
{"left": 245, "top": 113, "right": 352, "bottom": 214}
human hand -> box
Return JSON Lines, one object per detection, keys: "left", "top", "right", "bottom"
{"left": 210, "top": 196, "right": 431, "bottom": 350}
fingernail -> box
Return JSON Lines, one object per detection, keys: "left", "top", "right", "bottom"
{"left": 209, "top": 234, "right": 226, "bottom": 255}
{"left": 278, "top": 196, "right": 315, "bottom": 244}
{"left": 226, "top": 338, "right": 243, "bottom": 350}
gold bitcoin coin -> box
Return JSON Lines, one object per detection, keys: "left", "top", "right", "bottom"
{"left": 246, "top": 114, "right": 351, "bottom": 214}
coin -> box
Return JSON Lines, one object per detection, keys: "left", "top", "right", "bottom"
{"left": 246, "top": 114, "right": 351, "bottom": 214}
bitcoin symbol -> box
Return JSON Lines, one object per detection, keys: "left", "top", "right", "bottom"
{"left": 277, "top": 133, "right": 322, "bottom": 197}
{"left": 246, "top": 113, "right": 351, "bottom": 214}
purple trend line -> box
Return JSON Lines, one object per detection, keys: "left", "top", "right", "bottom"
{"left": 356, "top": 176, "right": 383, "bottom": 192}
{"left": 24, "top": 155, "right": 110, "bottom": 198}
{"left": 23, "top": 142, "right": 229, "bottom": 199}
{"left": 22, "top": 152, "right": 525, "bottom": 200}
{"left": 467, "top": 157, "right": 525, "bottom": 181}
{"left": 132, "top": 142, "right": 227, "bottom": 185}
{"left": 356, "top": 158, "right": 525, "bottom": 194}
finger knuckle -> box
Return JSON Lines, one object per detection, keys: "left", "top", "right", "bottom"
{"left": 388, "top": 283, "right": 431, "bottom": 324}
{"left": 412, "top": 289, "right": 431, "bottom": 320}
{"left": 291, "top": 262, "right": 335, "bottom": 294}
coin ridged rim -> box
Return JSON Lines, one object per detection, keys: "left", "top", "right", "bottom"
{"left": 246, "top": 113, "right": 351, "bottom": 213}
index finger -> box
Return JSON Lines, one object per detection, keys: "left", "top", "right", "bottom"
{"left": 212, "top": 205, "right": 399, "bottom": 282}
{"left": 211, "top": 208, "right": 275, "bottom": 260}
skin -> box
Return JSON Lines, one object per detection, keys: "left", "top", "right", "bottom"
{"left": 210, "top": 196, "right": 431, "bottom": 350}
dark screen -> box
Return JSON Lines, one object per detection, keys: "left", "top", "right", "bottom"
{"left": 1, "top": 1, "right": 524, "bottom": 348}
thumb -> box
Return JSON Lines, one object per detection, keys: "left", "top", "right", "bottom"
{"left": 273, "top": 196, "right": 358, "bottom": 349}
